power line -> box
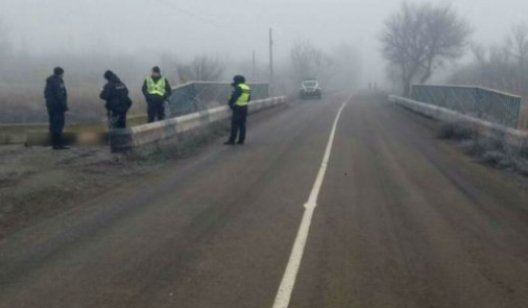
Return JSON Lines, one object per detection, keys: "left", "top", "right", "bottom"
{"left": 152, "top": 0, "right": 255, "bottom": 41}
{"left": 156, "top": 0, "right": 230, "bottom": 30}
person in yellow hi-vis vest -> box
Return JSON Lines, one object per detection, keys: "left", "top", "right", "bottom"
{"left": 142, "top": 66, "right": 172, "bottom": 123}
{"left": 225, "top": 75, "right": 251, "bottom": 145}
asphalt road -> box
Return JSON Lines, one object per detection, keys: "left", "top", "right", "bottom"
{"left": 1, "top": 93, "right": 528, "bottom": 308}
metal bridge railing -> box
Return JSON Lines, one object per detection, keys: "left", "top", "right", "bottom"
{"left": 166, "top": 82, "right": 270, "bottom": 117}
{"left": 411, "top": 85, "right": 523, "bottom": 129}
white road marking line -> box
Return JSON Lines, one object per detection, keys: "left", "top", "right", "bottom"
{"left": 272, "top": 101, "right": 348, "bottom": 308}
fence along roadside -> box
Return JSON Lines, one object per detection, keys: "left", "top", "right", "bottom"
{"left": 411, "top": 84, "right": 523, "bottom": 129}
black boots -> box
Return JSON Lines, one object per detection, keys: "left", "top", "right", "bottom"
{"left": 51, "top": 133, "right": 69, "bottom": 150}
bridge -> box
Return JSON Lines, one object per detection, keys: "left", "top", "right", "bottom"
{"left": 0, "top": 88, "right": 527, "bottom": 307}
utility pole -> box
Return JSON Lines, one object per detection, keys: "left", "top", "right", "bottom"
{"left": 252, "top": 50, "right": 256, "bottom": 81}
{"left": 269, "top": 28, "right": 274, "bottom": 85}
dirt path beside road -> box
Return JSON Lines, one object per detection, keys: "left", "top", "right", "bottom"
{"left": 0, "top": 145, "right": 153, "bottom": 239}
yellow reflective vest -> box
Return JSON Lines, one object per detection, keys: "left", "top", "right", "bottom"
{"left": 146, "top": 77, "right": 167, "bottom": 97}
{"left": 236, "top": 83, "right": 251, "bottom": 106}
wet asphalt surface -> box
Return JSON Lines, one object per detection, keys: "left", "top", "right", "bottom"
{"left": 0, "top": 93, "right": 527, "bottom": 308}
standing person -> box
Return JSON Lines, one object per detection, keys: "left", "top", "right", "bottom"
{"left": 225, "top": 75, "right": 251, "bottom": 145}
{"left": 100, "top": 70, "right": 133, "bottom": 129}
{"left": 44, "top": 67, "right": 69, "bottom": 150}
{"left": 142, "top": 66, "right": 172, "bottom": 122}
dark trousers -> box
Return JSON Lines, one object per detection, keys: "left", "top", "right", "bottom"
{"left": 48, "top": 109, "right": 65, "bottom": 147}
{"left": 229, "top": 106, "right": 248, "bottom": 143}
{"left": 147, "top": 99, "right": 166, "bottom": 123}
{"left": 108, "top": 111, "right": 127, "bottom": 129}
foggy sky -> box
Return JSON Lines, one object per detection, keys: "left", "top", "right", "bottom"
{"left": 1, "top": 0, "right": 527, "bottom": 82}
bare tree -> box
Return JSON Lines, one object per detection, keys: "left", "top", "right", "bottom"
{"left": 506, "top": 23, "right": 528, "bottom": 94}
{"left": 451, "top": 42, "right": 513, "bottom": 89}
{"left": 290, "top": 40, "right": 325, "bottom": 82}
{"left": 177, "top": 55, "right": 226, "bottom": 82}
{"left": 380, "top": 2, "right": 471, "bottom": 96}
{"left": 452, "top": 23, "right": 528, "bottom": 96}
{"left": 508, "top": 23, "right": 528, "bottom": 69}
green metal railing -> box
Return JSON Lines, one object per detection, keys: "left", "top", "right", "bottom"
{"left": 411, "top": 85, "right": 523, "bottom": 129}
{"left": 167, "top": 82, "right": 270, "bottom": 117}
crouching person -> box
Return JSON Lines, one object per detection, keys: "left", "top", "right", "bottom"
{"left": 100, "top": 70, "right": 133, "bottom": 129}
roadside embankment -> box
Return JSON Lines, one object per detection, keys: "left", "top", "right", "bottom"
{"left": 0, "top": 96, "right": 288, "bottom": 238}
{"left": 390, "top": 95, "right": 528, "bottom": 175}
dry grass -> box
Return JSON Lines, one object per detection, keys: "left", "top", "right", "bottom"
{"left": 0, "top": 145, "right": 152, "bottom": 238}
{"left": 0, "top": 84, "right": 145, "bottom": 124}
{"left": 438, "top": 122, "right": 528, "bottom": 176}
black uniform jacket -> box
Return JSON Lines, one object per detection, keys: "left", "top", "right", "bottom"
{"left": 44, "top": 75, "right": 68, "bottom": 112}
{"left": 100, "top": 78, "right": 133, "bottom": 113}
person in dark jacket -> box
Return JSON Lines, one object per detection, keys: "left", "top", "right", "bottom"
{"left": 44, "top": 67, "right": 69, "bottom": 150}
{"left": 142, "top": 66, "right": 172, "bottom": 123}
{"left": 100, "top": 70, "right": 132, "bottom": 129}
{"left": 225, "top": 75, "right": 251, "bottom": 145}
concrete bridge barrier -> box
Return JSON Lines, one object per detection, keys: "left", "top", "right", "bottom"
{"left": 109, "top": 96, "right": 287, "bottom": 153}
{"left": 389, "top": 95, "right": 528, "bottom": 153}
